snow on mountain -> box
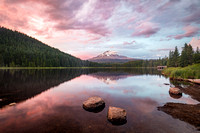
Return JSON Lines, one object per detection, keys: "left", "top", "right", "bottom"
{"left": 99, "top": 51, "right": 118, "bottom": 57}
{"left": 88, "top": 50, "right": 137, "bottom": 63}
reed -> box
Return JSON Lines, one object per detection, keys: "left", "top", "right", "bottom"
{"left": 163, "top": 64, "right": 200, "bottom": 79}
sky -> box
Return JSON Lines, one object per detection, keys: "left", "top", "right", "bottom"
{"left": 0, "top": 0, "right": 200, "bottom": 60}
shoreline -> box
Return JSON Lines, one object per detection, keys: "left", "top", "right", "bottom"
{"left": 162, "top": 64, "right": 200, "bottom": 85}
{"left": 0, "top": 67, "right": 157, "bottom": 69}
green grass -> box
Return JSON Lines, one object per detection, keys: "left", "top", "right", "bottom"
{"left": 163, "top": 64, "right": 200, "bottom": 79}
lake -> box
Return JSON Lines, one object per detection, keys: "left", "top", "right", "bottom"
{"left": 0, "top": 68, "right": 199, "bottom": 133}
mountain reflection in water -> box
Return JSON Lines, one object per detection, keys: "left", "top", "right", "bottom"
{"left": 0, "top": 68, "right": 199, "bottom": 133}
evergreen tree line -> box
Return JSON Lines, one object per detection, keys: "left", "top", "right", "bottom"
{"left": 121, "top": 58, "right": 168, "bottom": 67}
{"left": 167, "top": 43, "right": 200, "bottom": 67}
{"left": 0, "top": 27, "right": 100, "bottom": 67}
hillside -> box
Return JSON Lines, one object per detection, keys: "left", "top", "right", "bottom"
{"left": 0, "top": 27, "right": 91, "bottom": 67}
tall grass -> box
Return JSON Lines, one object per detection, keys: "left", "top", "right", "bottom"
{"left": 163, "top": 64, "right": 200, "bottom": 79}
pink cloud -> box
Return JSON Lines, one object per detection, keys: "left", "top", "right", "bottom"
{"left": 132, "top": 21, "right": 160, "bottom": 37}
{"left": 189, "top": 37, "right": 200, "bottom": 49}
{"left": 169, "top": 25, "right": 199, "bottom": 40}
{"left": 123, "top": 40, "right": 136, "bottom": 45}
{"left": 0, "top": 0, "right": 114, "bottom": 39}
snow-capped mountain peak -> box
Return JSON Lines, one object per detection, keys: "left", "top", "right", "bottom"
{"left": 88, "top": 50, "right": 138, "bottom": 63}
{"left": 100, "top": 51, "right": 118, "bottom": 57}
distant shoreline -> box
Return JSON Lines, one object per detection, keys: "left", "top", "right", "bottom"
{"left": 0, "top": 67, "right": 158, "bottom": 69}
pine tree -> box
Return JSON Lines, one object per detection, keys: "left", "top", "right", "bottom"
{"left": 194, "top": 47, "right": 200, "bottom": 63}
{"left": 173, "top": 46, "right": 179, "bottom": 67}
{"left": 180, "top": 43, "right": 189, "bottom": 67}
{"left": 167, "top": 50, "right": 173, "bottom": 67}
{"left": 187, "top": 44, "right": 194, "bottom": 65}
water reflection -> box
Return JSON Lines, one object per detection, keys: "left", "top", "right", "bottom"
{"left": 0, "top": 68, "right": 199, "bottom": 133}
{"left": 169, "top": 92, "right": 182, "bottom": 99}
{"left": 83, "top": 104, "right": 105, "bottom": 113}
{"left": 0, "top": 69, "right": 95, "bottom": 108}
{"left": 158, "top": 79, "right": 200, "bottom": 130}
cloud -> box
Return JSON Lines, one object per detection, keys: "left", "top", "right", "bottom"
{"left": 158, "top": 0, "right": 180, "bottom": 11}
{"left": 151, "top": 48, "right": 174, "bottom": 52}
{"left": 183, "top": 11, "right": 200, "bottom": 24}
{"left": 169, "top": 25, "right": 199, "bottom": 39}
{"left": 132, "top": 21, "right": 160, "bottom": 37}
{"left": 123, "top": 40, "right": 136, "bottom": 45}
{"left": 183, "top": 2, "right": 200, "bottom": 24}
{"left": 189, "top": 37, "right": 200, "bottom": 49}
{"left": 1, "top": 0, "right": 116, "bottom": 38}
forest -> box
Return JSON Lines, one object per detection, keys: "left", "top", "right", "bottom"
{"left": 0, "top": 27, "right": 99, "bottom": 67}
{"left": 122, "top": 43, "right": 200, "bottom": 68}
{"left": 167, "top": 44, "right": 200, "bottom": 67}
{"left": 0, "top": 27, "right": 199, "bottom": 68}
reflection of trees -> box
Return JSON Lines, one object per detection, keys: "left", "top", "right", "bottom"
{"left": 0, "top": 68, "right": 161, "bottom": 108}
{"left": 169, "top": 79, "right": 200, "bottom": 102}
{"left": 158, "top": 103, "right": 200, "bottom": 130}
{"left": 92, "top": 68, "right": 162, "bottom": 75}
{"left": 158, "top": 80, "right": 200, "bottom": 130}
{"left": 0, "top": 69, "right": 94, "bottom": 108}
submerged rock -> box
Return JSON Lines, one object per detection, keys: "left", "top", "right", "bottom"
{"left": 107, "top": 106, "right": 127, "bottom": 125}
{"left": 188, "top": 79, "right": 200, "bottom": 84}
{"left": 9, "top": 103, "right": 16, "bottom": 106}
{"left": 169, "top": 87, "right": 182, "bottom": 95}
{"left": 83, "top": 96, "right": 105, "bottom": 112}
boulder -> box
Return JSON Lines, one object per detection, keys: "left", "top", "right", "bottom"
{"left": 107, "top": 106, "right": 127, "bottom": 125}
{"left": 169, "top": 87, "right": 182, "bottom": 95}
{"left": 83, "top": 96, "right": 105, "bottom": 112}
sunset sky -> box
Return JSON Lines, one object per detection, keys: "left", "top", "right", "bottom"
{"left": 1, "top": 0, "right": 200, "bottom": 59}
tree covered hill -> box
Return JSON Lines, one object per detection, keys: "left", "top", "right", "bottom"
{"left": 0, "top": 27, "right": 93, "bottom": 67}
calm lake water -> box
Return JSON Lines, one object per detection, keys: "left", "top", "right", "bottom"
{"left": 0, "top": 68, "right": 199, "bottom": 133}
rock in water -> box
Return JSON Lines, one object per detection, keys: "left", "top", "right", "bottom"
{"left": 169, "top": 87, "right": 182, "bottom": 95}
{"left": 188, "top": 79, "right": 200, "bottom": 84}
{"left": 107, "top": 106, "right": 127, "bottom": 125}
{"left": 83, "top": 96, "right": 105, "bottom": 112}
{"left": 9, "top": 103, "right": 16, "bottom": 106}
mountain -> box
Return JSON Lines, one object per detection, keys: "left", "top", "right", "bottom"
{"left": 0, "top": 27, "right": 97, "bottom": 67}
{"left": 88, "top": 50, "right": 137, "bottom": 63}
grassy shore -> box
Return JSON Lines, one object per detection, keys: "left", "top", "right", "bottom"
{"left": 162, "top": 64, "right": 200, "bottom": 79}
